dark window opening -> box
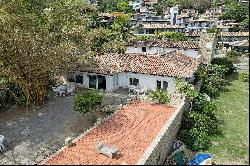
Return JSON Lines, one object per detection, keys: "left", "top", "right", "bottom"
{"left": 89, "top": 75, "right": 97, "bottom": 89}
{"left": 156, "top": 80, "right": 161, "bottom": 89}
{"left": 75, "top": 75, "right": 83, "bottom": 84}
{"left": 163, "top": 81, "right": 168, "bottom": 90}
{"left": 98, "top": 75, "right": 106, "bottom": 90}
{"left": 67, "top": 73, "right": 75, "bottom": 82}
{"left": 142, "top": 47, "right": 147, "bottom": 52}
{"left": 129, "top": 78, "right": 139, "bottom": 86}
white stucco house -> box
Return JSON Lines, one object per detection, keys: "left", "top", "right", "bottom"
{"left": 125, "top": 40, "right": 200, "bottom": 58}
{"left": 62, "top": 52, "right": 200, "bottom": 94}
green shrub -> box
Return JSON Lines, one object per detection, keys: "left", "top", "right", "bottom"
{"left": 155, "top": 32, "right": 187, "bottom": 41}
{"left": 178, "top": 93, "right": 220, "bottom": 151}
{"left": 149, "top": 89, "right": 170, "bottom": 104}
{"left": 211, "top": 57, "right": 236, "bottom": 75}
{"left": 74, "top": 89, "right": 104, "bottom": 114}
{"left": 179, "top": 128, "right": 211, "bottom": 151}
{"left": 225, "top": 50, "right": 241, "bottom": 62}
{"left": 240, "top": 72, "right": 249, "bottom": 82}
{"left": 136, "top": 35, "right": 153, "bottom": 41}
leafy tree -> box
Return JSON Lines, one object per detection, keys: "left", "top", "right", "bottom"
{"left": 135, "top": 35, "right": 154, "bottom": 41}
{"left": 225, "top": 50, "right": 241, "bottom": 62}
{"left": 117, "top": 1, "right": 132, "bottom": 13}
{"left": 211, "top": 57, "right": 236, "bottom": 75}
{"left": 195, "top": 64, "right": 230, "bottom": 97}
{"left": 0, "top": 0, "right": 131, "bottom": 107}
{"left": 219, "top": 3, "right": 249, "bottom": 22}
{"left": 175, "top": 80, "right": 199, "bottom": 111}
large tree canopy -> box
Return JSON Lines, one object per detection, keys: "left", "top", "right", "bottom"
{"left": 0, "top": 0, "right": 132, "bottom": 107}
{"left": 218, "top": 3, "right": 249, "bottom": 23}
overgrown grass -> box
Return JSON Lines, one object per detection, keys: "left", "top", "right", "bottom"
{"left": 201, "top": 72, "right": 249, "bottom": 164}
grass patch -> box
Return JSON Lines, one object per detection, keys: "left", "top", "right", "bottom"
{"left": 200, "top": 72, "right": 249, "bottom": 164}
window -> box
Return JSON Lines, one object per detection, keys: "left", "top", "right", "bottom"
{"left": 129, "top": 78, "right": 139, "bottom": 86}
{"left": 75, "top": 74, "right": 83, "bottom": 84}
{"left": 67, "top": 73, "right": 75, "bottom": 82}
{"left": 156, "top": 80, "right": 161, "bottom": 89}
{"left": 142, "top": 47, "right": 147, "bottom": 52}
{"left": 163, "top": 81, "right": 168, "bottom": 90}
{"left": 156, "top": 80, "right": 168, "bottom": 90}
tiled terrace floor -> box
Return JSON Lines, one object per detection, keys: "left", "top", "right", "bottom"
{"left": 44, "top": 101, "right": 176, "bottom": 165}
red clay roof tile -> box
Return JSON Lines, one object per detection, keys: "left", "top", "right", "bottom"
{"left": 44, "top": 101, "right": 176, "bottom": 165}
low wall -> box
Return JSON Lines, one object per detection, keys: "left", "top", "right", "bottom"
{"left": 136, "top": 97, "right": 190, "bottom": 165}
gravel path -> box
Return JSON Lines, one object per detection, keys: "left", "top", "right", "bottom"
{"left": 0, "top": 95, "right": 98, "bottom": 165}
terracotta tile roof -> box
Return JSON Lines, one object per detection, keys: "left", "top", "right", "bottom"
{"left": 126, "top": 40, "right": 199, "bottom": 49}
{"left": 43, "top": 101, "right": 176, "bottom": 165}
{"left": 185, "top": 32, "right": 200, "bottom": 37}
{"left": 221, "top": 32, "right": 249, "bottom": 37}
{"left": 231, "top": 40, "right": 249, "bottom": 47}
{"left": 177, "top": 14, "right": 190, "bottom": 19}
{"left": 81, "top": 51, "right": 200, "bottom": 78}
{"left": 142, "top": 24, "right": 185, "bottom": 29}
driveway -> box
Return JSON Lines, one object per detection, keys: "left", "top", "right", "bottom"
{"left": 0, "top": 95, "right": 102, "bottom": 165}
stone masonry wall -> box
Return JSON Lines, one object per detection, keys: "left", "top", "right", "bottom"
{"left": 136, "top": 97, "right": 190, "bottom": 165}
{"left": 198, "top": 32, "right": 217, "bottom": 64}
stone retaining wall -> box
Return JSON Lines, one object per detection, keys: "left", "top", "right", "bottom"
{"left": 136, "top": 97, "right": 190, "bottom": 165}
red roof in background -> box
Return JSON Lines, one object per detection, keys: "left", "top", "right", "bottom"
{"left": 43, "top": 101, "right": 176, "bottom": 165}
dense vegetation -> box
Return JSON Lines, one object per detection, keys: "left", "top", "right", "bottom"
{"left": 157, "top": 0, "right": 211, "bottom": 13}
{"left": 176, "top": 57, "right": 236, "bottom": 151}
{"left": 0, "top": 0, "right": 132, "bottom": 108}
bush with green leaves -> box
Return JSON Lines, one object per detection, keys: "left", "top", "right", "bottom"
{"left": 195, "top": 64, "right": 230, "bottom": 97}
{"left": 240, "top": 72, "right": 249, "bottom": 82}
{"left": 175, "top": 81, "right": 220, "bottom": 151}
{"left": 155, "top": 32, "right": 187, "bottom": 41}
{"left": 149, "top": 89, "right": 170, "bottom": 104}
{"left": 136, "top": 35, "right": 153, "bottom": 41}
{"left": 74, "top": 89, "right": 104, "bottom": 114}
{"left": 211, "top": 57, "right": 236, "bottom": 75}
{"left": 225, "top": 50, "right": 241, "bottom": 62}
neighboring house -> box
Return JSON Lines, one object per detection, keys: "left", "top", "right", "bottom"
{"left": 142, "top": 0, "right": 158, "bottom": 9}
{"left": 187, "top": 18, "right": 215, "bottom": 33}
{"left": 218, "top": 32, "right": 249, "bottom": 50}
{"left": 137, "top": 24, "right": 185, "bottom": 34}
{"left": 125, "top": 40, "right": 200, "bottom": 58}
{"left": 185, "top": 31, "right": 200, "bottom": 42}
{"left": 63, "top": 52, "right": 199, "bottom": 93}
{"left": 176, "top": 14, "right": 191, "bottom": 27}
{"left": 128, "top": 0, "right": 142, "bottom": 11}
{"left": 216, "top": 20, "right": 239, "bottom": 32}
{"left": 229, "top": 40, "right": 249, "bottom": 52}
{"left": 169, "top": 6, "right": 179, "bottom": 25}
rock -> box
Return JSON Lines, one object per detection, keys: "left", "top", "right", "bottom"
{"left": 65, "top": 137, "right": 74, "bottom": 147}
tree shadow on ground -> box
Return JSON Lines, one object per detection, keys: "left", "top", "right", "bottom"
{"left": 226, "top": 72, "right": 239, "bottom": 82}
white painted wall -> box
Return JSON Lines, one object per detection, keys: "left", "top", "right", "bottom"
{"left": 117, "top": 72, "right": 177, "bottom": 93}
{"left": 126, "top": 46, "right": 199, "bottom": 58}
{"left": 64, "top": 71, "right": 179, "bottom": 94}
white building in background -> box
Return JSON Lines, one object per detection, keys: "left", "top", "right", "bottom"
{"left": 125, "top": 40, "right": 200, "bottom": 58}
{"left": 63, "top": 52, "right": 199, "bottom": 93}
{"left": 170, "top": 6, "right": 179, "bottom": 25}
